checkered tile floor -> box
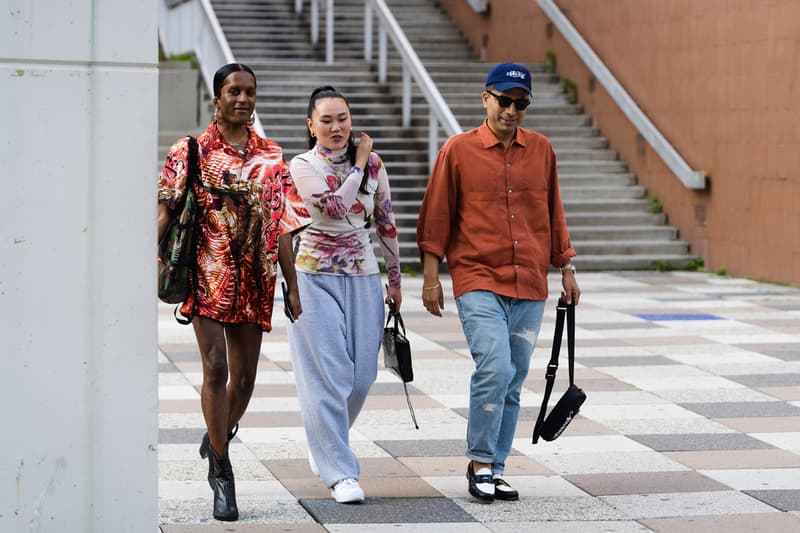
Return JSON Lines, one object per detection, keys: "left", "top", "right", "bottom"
{"left": 158, "top": 272, "right": 800, "bottom": 532}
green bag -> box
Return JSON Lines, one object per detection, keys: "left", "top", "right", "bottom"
{"left": 158, "top": 136, "right": 200, "bottom": 313}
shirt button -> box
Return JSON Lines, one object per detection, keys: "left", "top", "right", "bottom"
{"left": 505, "top": 163, "right": 511, "bottom": 167}
{"left": 513, "top": 264, "right": 519, "bottom": 269}
{"left": 514, "top": 240, "right": 519, "bottom": 245}
{"left": 511, "top": 214, "right": 516, "bottom": 219}
{"left": 507, "top": 188, "right": 512, "bottom": 193}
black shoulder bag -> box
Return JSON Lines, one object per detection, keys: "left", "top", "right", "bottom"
{"left": 532, "top": 299, "right": 587, "bottom": 443}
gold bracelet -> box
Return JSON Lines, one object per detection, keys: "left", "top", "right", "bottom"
{"left": 422, "top": 283, "right": 441, "bottom": 291}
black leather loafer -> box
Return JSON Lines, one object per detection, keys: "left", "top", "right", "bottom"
{"left": 494, "top": 477, "right": 519, "bottom": 501}
{"left": 466, "top": 462, "right": 495, "bottom": 502}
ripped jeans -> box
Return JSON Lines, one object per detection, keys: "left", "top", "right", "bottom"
{"left": 456, "top": 290, "right": 545, "bottom": 475}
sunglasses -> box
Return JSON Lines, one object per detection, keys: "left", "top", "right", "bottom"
{"left": 487, "top": 91, "right": 531, "bottom": 110}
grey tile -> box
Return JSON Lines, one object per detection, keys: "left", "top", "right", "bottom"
{"left": 726, "top": 374, "right": 800, "bottom": 387}
{"left": 159, "top": 427, "right": 207, "bottom": 445}
{"left": 579, "top": 356, "right": 677, "bottom": 367}
{"left": 745, "top": 489, "right": 800, "bottom": 511}
{"left": 438, "top": 341, "right": 470, "bottom": 350}
{"left": 455, "top": 496, "right": 625, "bottom": 521}
{"left": 159, "top": 362, "right": 180, "bottom": 373}
{"left": 762, "top": 350, "right": 800, "bottom": 362}
{"left": 679, "top": 401, "right": 800, "bottom": 418}
{"left": 373, "top": 439, "right": 523, "bottom": 458}
{"left": 299, "top": 497, "right": 475, "bottom": 524}
{"left": 565, "top": 471, "right": 729, "bottom": 496}
{"left": 627, "top": 433, "right": 774, "bottom": 452}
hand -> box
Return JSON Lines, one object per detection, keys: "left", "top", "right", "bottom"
{"left": 422, "top": 279, "right": 444, "bottom": 317}
{"left": 355, "top": 131, "right": 373, "bottom": 169}
{"left": 286, "top": 284, "right": 303, "bottom": 320}
{"left": 385, "top": 285, "right": 402, "bottom": 314}
{"left": 561, "top": 272, "right": 581, "bottom": 305}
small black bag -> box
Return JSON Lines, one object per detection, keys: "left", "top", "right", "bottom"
{"left": 382, "top": 300, "right": 418, "bottom": 428}
{"left": 532, "top": 299, "right": 587, "bottom": 443}
{"left": 158, "top": 137, "right": 200, "bottom": 322}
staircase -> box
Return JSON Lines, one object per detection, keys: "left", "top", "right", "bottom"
{"left": 166, "top": 0, "right": 694, "bottom": 271}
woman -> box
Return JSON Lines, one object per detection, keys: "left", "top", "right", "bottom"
{"left": 288, "top": 86, "right": 402, "bottom": 503}
{"left": 157, "top": 63, "right": 310, "bottom": 521}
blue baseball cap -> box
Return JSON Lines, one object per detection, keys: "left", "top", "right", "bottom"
{"left": 485, "top": 62, "right": 532, "bottom": 94}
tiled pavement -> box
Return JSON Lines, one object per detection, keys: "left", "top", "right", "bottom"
{"left": 158, "top": 272, "right": 800, "bottom": 532}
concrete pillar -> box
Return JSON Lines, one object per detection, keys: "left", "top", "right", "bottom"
{"left": 0, "top": 1, "right": 159, "bottom": 532}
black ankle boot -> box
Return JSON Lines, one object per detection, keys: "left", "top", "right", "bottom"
{"left": 199, "top": 424, "right": 239, "bottom": 459}
{"left": 207, "top": 443, "right": 238, "bottom": 521}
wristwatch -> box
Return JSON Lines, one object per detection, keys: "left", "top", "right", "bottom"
{"left": 560, "top": 262, "right": 576, "bottom": 274}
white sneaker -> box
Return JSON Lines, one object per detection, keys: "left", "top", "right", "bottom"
{"left": 308, "top": 451, "right": 319, "bottom": 476}
{"left": 331, "top": 478, "right": 365, "bottom": 503}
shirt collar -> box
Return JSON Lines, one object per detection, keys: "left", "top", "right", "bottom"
{"left": 478, "top": 120, "right": 527, "bottom": 149}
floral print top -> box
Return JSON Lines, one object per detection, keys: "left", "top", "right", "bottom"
{"left": 158, "top": 122, "right": 311, "bottom": 331}
{"left": 289, "top": 145, "right": 401, "bottom": 288}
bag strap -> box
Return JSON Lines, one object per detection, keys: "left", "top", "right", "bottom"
{"left": 175, "top": 136, "right": 200, "bottom": 325}
{"left": 386, "top": 300, "right": 418, "bottom": 429}
{"left": 532, "top": 299, "right": 576, "bottom": 443}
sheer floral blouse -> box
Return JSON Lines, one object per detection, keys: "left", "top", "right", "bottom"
{"left": 289, "top": 145, "right": 401, "bottom": 288}
{"left": 158, "top": 122, "right": 311, "bottom": 331}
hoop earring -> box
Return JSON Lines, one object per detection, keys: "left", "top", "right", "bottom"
{"left": 247, "top": 113, "right": 255, "bottom": 126}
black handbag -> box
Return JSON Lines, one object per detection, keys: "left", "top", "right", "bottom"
{"left": 158, "top": 136, "right": 200, "bottom": 323}
{"left": 532, "top": 299, "right": 587, "bottom": 443}
{"left": 382, "top": 300, "right": 418, "bottom": 428}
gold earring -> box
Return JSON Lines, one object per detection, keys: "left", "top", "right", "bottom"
{"left": 213, "top": 108, "right": 220, "bottom": 123}
{"left": 247, "top": 113, "right": 255, "bottom": 126}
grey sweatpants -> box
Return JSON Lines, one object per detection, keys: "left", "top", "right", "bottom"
{"left": 287, "top": 271, "right": 384, "bottom": 487}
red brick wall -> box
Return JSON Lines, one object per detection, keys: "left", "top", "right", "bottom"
{"left": 438, "top": 0, "right": 800, "bottom": 285}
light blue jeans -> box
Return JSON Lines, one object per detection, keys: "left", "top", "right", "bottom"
{"left": 456, "top": 290, "right": 545, "bottom": 476}
{"left": 287, "top": 272, "right": 384, "bottom": 488}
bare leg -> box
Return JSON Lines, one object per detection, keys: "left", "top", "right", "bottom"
{"left": 193, "top": 316, "right": 230, "bottom": 457}
{"left": 224, "top": 322, "right": 262, "bottom": 432}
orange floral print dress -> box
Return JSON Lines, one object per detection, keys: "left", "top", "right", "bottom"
{"left": 158, "top": 123, "right": 310, "bottom": 331}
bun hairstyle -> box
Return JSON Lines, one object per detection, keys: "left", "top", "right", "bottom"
{"left": 212, "top": 63, "right": 256, "bottom": 97}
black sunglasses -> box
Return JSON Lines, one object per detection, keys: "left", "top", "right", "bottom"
{"left": 486, "top": 90, "right": 531, "bottom": 110}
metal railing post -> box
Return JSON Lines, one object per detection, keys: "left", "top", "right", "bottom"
{"left": 295, "top": 0, "right": 302, "bottom": 14}
{"left": 378, "top": 24, "right": 387, "bottom": 83}
{"left": 402, "top": 65, "right": 411, "bottom": 127}
{"left": 325, "top": 0, "right": 334, "bottom": 64}
{"left": 310, "top": 0, "right": 319, "bottom": 46}
{"left": 428, "top": 111, "right": 438, "bottom": 171}
{"left": 364, "top": 2, "right": 373, "bottom": 62}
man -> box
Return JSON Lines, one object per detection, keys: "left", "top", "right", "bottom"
{"left": 416, "top": 62, "right": 580, "bottom": 502}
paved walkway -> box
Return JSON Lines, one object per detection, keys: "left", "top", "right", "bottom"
{"left": 158, "top": 272, "right": 800, "bottom": 532}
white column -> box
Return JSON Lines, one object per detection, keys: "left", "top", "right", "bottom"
{"left": 0, "top": 1, "right": 159, "bottom": 532}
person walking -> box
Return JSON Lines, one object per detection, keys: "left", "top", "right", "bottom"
{"left": 157, "top": 63, "right": 310, "bottom": 521}
{"left": 416, "top": 62, "right": 580, "bottom": 503}
{"left": 287, "top": 86, "right": 402, "bottom": 504}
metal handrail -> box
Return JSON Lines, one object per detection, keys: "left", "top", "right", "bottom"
{"left": 159, "top": 0, "right": 266, "bottom": 137}
{"left": 536, "top": 0, "right": 706, "bottom": 189}
{"left": 295, "top": 0, "right": 334, "bottom": 64}
{"left": 365, "top": 0, "right": 462, "bottom": 169}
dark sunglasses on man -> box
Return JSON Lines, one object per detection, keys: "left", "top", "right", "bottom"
{"left": 487, "top": 90, "right": 531, "bottom": 110}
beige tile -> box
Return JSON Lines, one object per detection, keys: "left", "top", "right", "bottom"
{"left": 640, "top": 511, "right": 800, "bottom": 533}
{"left": 714, "top": 416, "right": 800, "bottom": 433}
{"left": 159, "top": 400, "right": 201, "bottom": 413}
{"left": 664, "top": 449, "right": 800, "bottom": 470}
{"left": 161, "top": 524, "right": 325, "bottom": 533}
{"left": 239, "top": 411, "right": 304, "bottom": 428}
{"left": 756, "top": 387, "right": 800, "bottom": 401}
{"left": 362, "top": 394, "right": 444, "bottom": 410}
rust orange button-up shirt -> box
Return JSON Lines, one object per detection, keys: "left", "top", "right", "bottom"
{"left": 416, "top": 122, "right": 575, "bottom": 300}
